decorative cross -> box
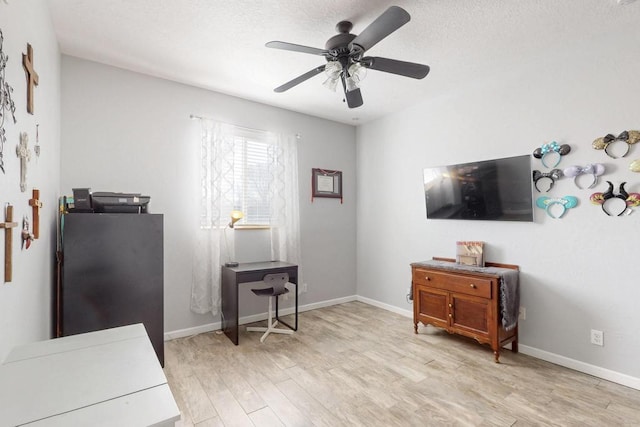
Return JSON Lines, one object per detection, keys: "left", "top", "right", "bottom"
{"left": 1, "top": 204, "right": 18, "bottom": 282}
{"left": 29, "top": 188, "right": 42, "bottom": 239}
{"left": 16, "top": 132, "right": 31, "bottom": 192}
{"left": 22, "top": 43, "right": 38, "bottom": 114}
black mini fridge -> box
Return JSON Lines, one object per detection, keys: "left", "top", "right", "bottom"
{"left": 57, "top": 213, "right": 164, "bottom": 365}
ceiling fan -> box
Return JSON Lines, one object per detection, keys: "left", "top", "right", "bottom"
{"left": 266, "top": 5, "right": 430, "bottom": 109}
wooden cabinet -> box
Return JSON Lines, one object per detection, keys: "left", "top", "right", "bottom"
{"left": 411, "top": 257, "right": 519, "bottom": 362}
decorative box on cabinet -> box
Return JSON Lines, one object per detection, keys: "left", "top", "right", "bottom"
{"left": 411, "top": 257, "right": 519, "bottom": 362}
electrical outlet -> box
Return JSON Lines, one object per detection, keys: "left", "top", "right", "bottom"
{"left": 591, "top": 329, "right": 604, "bottom": 346}
{"left": 519, "top": 307, "right": 526, "bottom": 320}
{"left": 301, "top": 283, "right": 308, "bottom": 293}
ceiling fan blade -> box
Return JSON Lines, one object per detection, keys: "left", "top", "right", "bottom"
{"left": 274, "top": 65, "right": 326, "bottom": 93}
{"left": 266, "top": 41, "right": 328, "bottom": 56}
{"left": 340, "top": 76, "right": 363, "bottom": 108}
{"left": 363, "top": 57, "right": 430, "bottom": 79}
{"left": 344, "top": 88, "right": 364, "bottom": 108}
{"left": 350, "top": 6, "right": 411, "bottom": 52}
{"left": 345, "top": 88, "right": 363, "bottom": 108}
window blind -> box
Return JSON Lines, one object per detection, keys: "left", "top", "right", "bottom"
{"left": 230, "top": 137, "right": 271, "bottom": 226}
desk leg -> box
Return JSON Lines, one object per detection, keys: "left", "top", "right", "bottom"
{"left": 275, "top": 281, "right": 298, "bottom": 331}
{"left": 221, "top": 268, "right": 239, "bottom": 345}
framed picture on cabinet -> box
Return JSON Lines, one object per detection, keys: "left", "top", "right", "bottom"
{"left": 456, "top": 241, "right": 484, "bottom": 267}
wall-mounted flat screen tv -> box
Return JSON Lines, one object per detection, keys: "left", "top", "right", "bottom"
{"left": 424, "top": 154, "right": 534, "bottom": 222}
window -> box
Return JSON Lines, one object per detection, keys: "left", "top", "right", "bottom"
{"left": 193, "top": 119, "right": 301, "bottom": 315}
{"left": 199, "top": 123, "right": 275, "bottom": 229}
{"left": 229, "top": 136, "right": 272, "bottom": 226}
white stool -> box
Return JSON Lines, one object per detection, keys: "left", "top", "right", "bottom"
{"left": 246, "top": 273, "right": 294, "bottom": 343}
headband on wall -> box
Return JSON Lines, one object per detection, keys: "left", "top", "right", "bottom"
{"left": 532, "top": 169, "right": 563, "bottom": 192}
{"left": 590, "top": 181, "right": 640, "bottom": 216}
{"left": 533, "top": 142, "right": 571, "bottom": 168}
{"left": 563, "top": 163, "right": 605, "bottom": 189}
{"left": 536, "top": 196, "right": 578, "bottom": 219}
{"left": 592, "top": 130, "right": 640, "bottom": 159}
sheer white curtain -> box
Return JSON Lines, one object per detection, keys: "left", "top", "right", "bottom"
{"left": 191, "top": 120, "right": 236, "bottom": 315}
{"left": 268, "top": 133, "right": 302, "bottom": 270}
{"left": 191, "top": 120, "right": 301, "bottom": 316}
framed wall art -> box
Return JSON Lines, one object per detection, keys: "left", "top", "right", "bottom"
{"left": 312, "top": 168, "right": 342, "bottom": 203}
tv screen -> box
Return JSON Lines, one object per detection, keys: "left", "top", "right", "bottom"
{"left": 424, "top": 155, "right": 534, "bottom": 222}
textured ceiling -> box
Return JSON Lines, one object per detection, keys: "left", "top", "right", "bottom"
{"left": 47, "top": 0, "right": 639, "bottom": 125}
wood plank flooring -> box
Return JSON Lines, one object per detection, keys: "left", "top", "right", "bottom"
{"left": 164, "top": 302, "right": 640, "bottom": 426}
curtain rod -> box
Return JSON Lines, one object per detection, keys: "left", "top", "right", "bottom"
{"left": 189, "top": 114, "right": 301, "bottom": 139}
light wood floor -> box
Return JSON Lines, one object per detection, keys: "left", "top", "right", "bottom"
{"left": 164, "top": 301, "right": 640, "bottom": 426}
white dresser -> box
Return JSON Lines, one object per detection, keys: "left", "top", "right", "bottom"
{"left": 0, "top": 324, "right": 180, "bottom": 426}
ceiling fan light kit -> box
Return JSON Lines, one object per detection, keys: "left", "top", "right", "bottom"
{"left": 322, "top": 61, "right": 343, "bottom": 92}
{"left": 266, "top": 5, "right": 430, "bottom": 109}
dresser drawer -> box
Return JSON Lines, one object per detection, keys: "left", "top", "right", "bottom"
{"left": 413, "top": 268, "right": 492, "bottom": 299}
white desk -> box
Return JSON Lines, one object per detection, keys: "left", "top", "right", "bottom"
{"left": 0, "top": 324, "right": 180, "bottom": 426}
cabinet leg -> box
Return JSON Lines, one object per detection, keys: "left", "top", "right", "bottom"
{"left": 413, "top": 323, "right": 418, "bottom": 334}
{"left": 512, "top": 340, "right": 518, "bottom": 353}
{"left": 494, "top": 350, "right": 500, "bottom": 363}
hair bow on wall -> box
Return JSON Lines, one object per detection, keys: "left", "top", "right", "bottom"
{"left": 563, "top": 163, "right": 605, "bottom": 189}
{"left": 536, "top": 196, "right": 578, "bottom": 219}
{"left": 592, "top": 130, "right": 640, "bottom": 159}
{"left": 532, "top": 169, "right": 563, "bottom": 192}
{"left": 533, "top": 142, "right": 571, "bottom": 168}
{"left": 604, "top": 131, "right": 629, "bottom": 144}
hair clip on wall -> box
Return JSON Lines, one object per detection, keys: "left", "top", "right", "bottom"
{"left": 563, "top": 163, "right": 605, "bottom": 189}
{"left": 533, "top": 141, "right": 571, "bottom": 168}
{"left": 532, "top": 169, "right": 563, "bottom": 192}
{"left": 590, "top": 181, "right": 640, "bottom": 216}
{"left": 536, "top": 196, "right": 578, "bottom": 219}
{"left": 592, "top": 130, "right": 640, "bottom": 159}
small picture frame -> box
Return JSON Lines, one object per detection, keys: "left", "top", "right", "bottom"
{"left": 456, "top": 241, "right": 485, "bottom": 267}
{"left": 312, "top": 168, "right": 343, "bottom": 203}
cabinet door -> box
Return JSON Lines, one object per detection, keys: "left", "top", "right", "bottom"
{"left": 450, "top": 293, "right": 490, "bottom": 337}
{"left": 415, "top": 285, "right": 449, "bottom": 328}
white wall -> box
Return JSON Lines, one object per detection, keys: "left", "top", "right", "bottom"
{"left": 356, "top": 11, "right": 640, "bottom": 385}
{"left": 0, "top": 0, "right": 61, "bottom": 361}
{"left": 60, "top": 56, "right": 357, "bottom": 333}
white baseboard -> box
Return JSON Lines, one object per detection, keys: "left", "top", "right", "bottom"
{"left": 164, "top": 323, "right": 221, "bottom": 341}
{"left": 518, "top": 344, "right": 640, "bottom": 390}
{"left": 356, "top": 295, "right": 413, "bottom": 318}
{"left": 164, "top": 295, "right": 640, "bottom": 391}
{"left": 164, "top": 295, "right": 357, "bottom": 341}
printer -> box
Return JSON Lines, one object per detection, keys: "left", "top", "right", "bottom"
{"left": 71, "top": 189, "right": 150, "bottom": 213}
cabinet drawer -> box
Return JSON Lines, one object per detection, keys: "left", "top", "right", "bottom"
{"left": 413, "top": 268, "right": 492, "bottom": 299}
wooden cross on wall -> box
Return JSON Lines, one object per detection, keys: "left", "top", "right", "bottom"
{"left": 1, "top": 204, "right": 18, "bottom": 282}
{"left": 22, "top": 43, "right": 38, "bottom": 115}
{"left": 29, "top": 188, "right": 42, "bottom": 239}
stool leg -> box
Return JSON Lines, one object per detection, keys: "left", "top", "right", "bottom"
{"left": 260, "top": 297, "right": 274, "bottom": 343}
{"left": 247, "top": 294, "right": 294, "bottom": 342}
